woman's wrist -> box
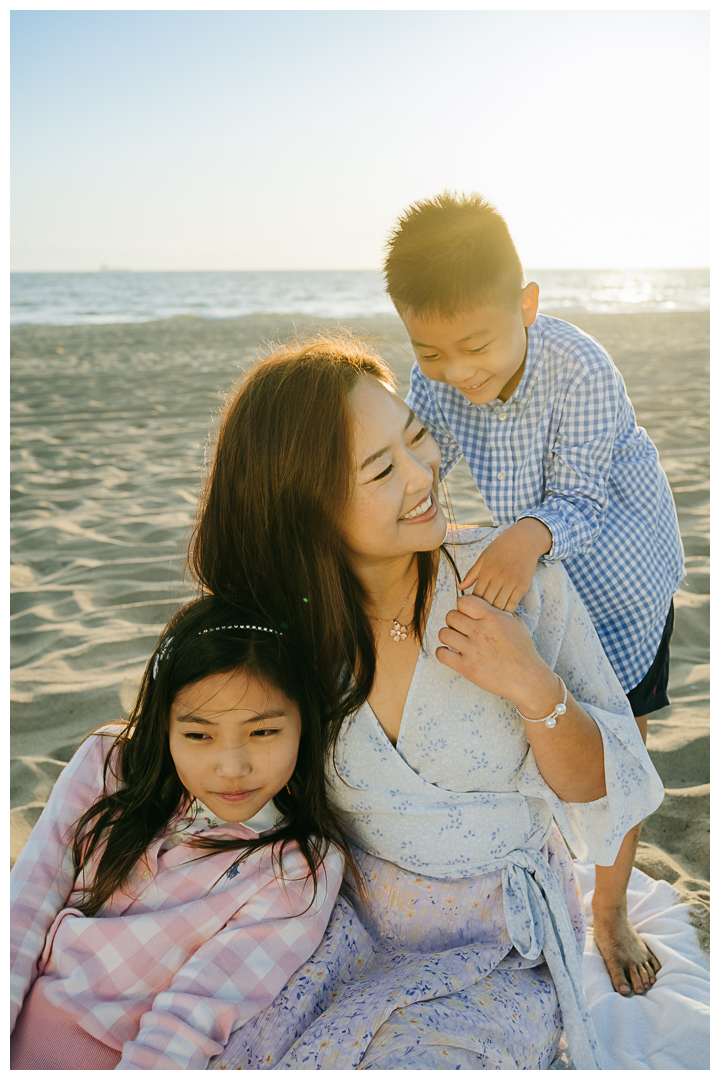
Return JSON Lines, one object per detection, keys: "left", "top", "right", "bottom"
{"left": 510, "top": 667, "right": 565, "bottom": 721}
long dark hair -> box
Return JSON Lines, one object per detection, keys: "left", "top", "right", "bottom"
{"left": 188, "top": 334, "right": 452, "bottom": 743}
{"left": 71, "top": 594, "right": 360, "bottom": 917}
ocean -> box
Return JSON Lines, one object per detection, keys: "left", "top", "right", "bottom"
{"left": 10, "top": 268, "right": 709, "bottom": 326}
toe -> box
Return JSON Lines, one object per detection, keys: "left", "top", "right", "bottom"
{"left": 630, "top": 964, "right": 648, "bottom": 994}
{"left": 647, "top": 949, "right": 662, "bottom": 974}
{"left": 608, "top": 963, "right": 632, "bottom": 994}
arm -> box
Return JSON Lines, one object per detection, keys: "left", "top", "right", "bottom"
{"left": 115, "top": 846, "right": 344, "bottom": 1071}
{"left": 10, "top": 733, "right": 114, "bottom": 1029}
{"left": 436, "top": 594, "right": 606, "bottom": 802}
{"left": 458, "top": 363, "right": 625, "bottom": 608}
{"left": 517, "top": 363, "right": 623, "bottom": 561}
{"left": 406, "top": 362, "right": 462, "bottom": 481}
{"left": 437, "top": 562, "right": 664, "bottom": 863}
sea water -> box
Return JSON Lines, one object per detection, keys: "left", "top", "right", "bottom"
{"left": 10, "top": 268, "right": 709, "bottom": 326}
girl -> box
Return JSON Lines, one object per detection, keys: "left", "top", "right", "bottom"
{"left": 10, "top": 595, "right": 349, "bottom": 1070}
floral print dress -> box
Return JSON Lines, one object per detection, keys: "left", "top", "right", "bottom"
{"left": 212, "top": 529, "right": 665, "bottom": 1071}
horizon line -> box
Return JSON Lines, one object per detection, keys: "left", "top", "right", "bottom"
{"left": 11, "top": 266, "right": 711, "bottom": 274}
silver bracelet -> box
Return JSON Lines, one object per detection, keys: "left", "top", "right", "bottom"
{"left": 515, "top": 676, "right": 567, "bottom": 729}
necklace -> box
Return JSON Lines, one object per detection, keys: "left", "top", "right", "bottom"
{"left": 368, "top": 576, "right": 418, "bottom": 642}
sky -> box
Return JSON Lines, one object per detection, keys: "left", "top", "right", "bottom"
{"left": 10, "top": 8, "right": 710, "bottom": 271}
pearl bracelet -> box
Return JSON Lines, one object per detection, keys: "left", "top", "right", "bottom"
{"left": 515, "top": 676, "right": 567, "bottom": 729}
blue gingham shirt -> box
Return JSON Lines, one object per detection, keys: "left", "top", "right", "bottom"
{"left": 407, "top": 313, "right": 685, "bottom": 692}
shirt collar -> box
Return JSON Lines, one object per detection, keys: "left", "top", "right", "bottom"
{"left": 512, "top": 317, "right": 544, "bottom": 403}
{"left": 169, "top": 797, "right": 284, "bottom": 843}
{"left": 240, "top": 799, "right": 284, "bottom": 835}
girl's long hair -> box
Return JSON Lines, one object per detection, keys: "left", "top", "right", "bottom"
{"left": 71, "top": 595, "right": 361, "bottom": 917}
{"left": 188, "top": 334, "right": 453, "bottom": 745}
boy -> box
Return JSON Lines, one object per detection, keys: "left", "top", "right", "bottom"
{"left": 384, "top": 192, "right": 684, "bottom": 997}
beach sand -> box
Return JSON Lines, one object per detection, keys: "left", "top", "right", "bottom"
{"left": 10, "top": 311, "right": 709, "bottom": 940}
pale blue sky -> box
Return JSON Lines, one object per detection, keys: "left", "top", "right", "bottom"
{"left": 11, "top": 9, "right": 709, "bottom": 271}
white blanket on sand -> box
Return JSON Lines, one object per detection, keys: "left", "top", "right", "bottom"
{"left": 558, "top": 864, "right": 709, "bottom": 1070}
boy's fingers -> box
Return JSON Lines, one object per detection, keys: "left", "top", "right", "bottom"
{"left": 471, "top": 583, "right": 491, "bottom": 606}
{"left": 491, "top": 584, "right": 514, "bottom": 611}
{"left": 478, "top": 581, "right": 503, "bottom": 609}
{"left": 504, "top": 586, "right": 526, "bottom": 614}
{"left": 458, "top": 557, "right": 484, "bottom": 591}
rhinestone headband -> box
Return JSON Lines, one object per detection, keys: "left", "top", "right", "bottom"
{"left": 152, "top": 636, "right": 174, "bottom": 679}
{"left": 152, "top": 624, "right": 282, "bottom": 680}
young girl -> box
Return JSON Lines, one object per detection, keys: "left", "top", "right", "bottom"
{"left": 10, "top": 595, "right": 349, "bottom": 1070}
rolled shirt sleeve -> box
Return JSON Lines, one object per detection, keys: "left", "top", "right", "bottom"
{"left": 516, "top": 364, "right": 622, "bottom": 562}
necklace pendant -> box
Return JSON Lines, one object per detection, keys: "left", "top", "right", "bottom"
{"left": 390, "top": 620, "right": 408, "bottom": 642}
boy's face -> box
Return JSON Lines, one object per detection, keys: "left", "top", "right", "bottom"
{"left": 402, "top": 283, "right": 539, "bottom": 405}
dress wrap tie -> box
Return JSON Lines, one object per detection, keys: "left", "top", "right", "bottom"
{"left": 503, "top": 848, "right": 601, "bottom": 1070}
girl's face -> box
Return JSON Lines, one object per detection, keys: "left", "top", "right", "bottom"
{"left": 342, "top": 376, "right": 447, "bottom": 564}
{"left": 168, "top": 669, "right": 301, "bottom": 823}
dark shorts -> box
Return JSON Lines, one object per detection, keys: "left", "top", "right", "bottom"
{"left": 625, "top": 600, "right": 675, "bottom": 717}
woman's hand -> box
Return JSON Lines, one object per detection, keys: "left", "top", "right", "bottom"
{"left": 436, "top": 594, "right": 560, "bottom": 716}
{"left": 436, "top": 594, "right": 606, "bottom": 803}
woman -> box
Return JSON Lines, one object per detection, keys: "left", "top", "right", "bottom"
{"left": 189, "top": 335, "right": 664, "bottom": 1070}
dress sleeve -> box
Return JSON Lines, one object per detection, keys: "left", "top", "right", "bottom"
{"left": 516, "top": 362, "right": 623, "bottom": 561}
{"left": 405, "top": 362, "right": 462, "bottom": 481}
{"left": 514, "top": 562, "right": 665, "bottom": 864}
{"left": 10, "top": 733, "right": 115, "bottom": 1030}
{"left": 114, "top": 845, "right": 345, "bottom": 1071}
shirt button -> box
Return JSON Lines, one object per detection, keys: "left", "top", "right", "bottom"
{"left": 498, "top": 471, "right": 506, "bottom": 480}
{"left": 498, "top": 413, "right": 507, "bottom": 421}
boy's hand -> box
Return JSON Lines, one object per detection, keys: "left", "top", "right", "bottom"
{"left": 458, "top": 518, "right": 553, "bottom": 613}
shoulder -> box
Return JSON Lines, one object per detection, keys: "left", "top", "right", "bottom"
{"left": 59, "top": 724, "right": 127, "bottom": 792}
{"left": 515, "top": 558, "right": 578, "bottom": 644}
{"left": 253, "top": 836, "right": 345, "bottom": 884}
{"left": 534, "top": 314, "right": 618, "bottom": 383}
{"left": 250, "top": 839, "right": 345, "bottom": 910}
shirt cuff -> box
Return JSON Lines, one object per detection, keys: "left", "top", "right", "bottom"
{"left": 515, "top": 509, "right": 568, "bottom": 562}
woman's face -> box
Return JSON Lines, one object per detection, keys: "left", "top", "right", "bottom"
{"left": 342, "top": 375, "right": 447, "bottom": 564}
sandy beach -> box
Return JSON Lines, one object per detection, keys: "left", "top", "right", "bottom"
{"left": 10, "top": 310, "right": 709, "bottom": 940}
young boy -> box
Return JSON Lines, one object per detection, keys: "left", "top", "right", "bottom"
{"left": 384, "top": 192, "right": 684, "bottom": 998}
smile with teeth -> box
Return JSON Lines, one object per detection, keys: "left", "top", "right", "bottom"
{"left": 400, "top": 494, "right": 433, "bottom": 520}
{"left": 461, "top": 376, "right": 491, "bottom": 390}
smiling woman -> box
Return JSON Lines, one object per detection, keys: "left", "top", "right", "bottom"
{"left": 190, "top": 332, "right": 664, "bottom": 1069}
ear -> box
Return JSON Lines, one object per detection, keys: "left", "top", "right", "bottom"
{"left": 521, "top": 282, "right": 540, "bottom": 327}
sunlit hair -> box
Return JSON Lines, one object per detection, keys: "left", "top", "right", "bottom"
{"left": 70, "top": 594, "right": 361, "bottom": 917}
{"left": 383, "top": 190, "right": 524, "bottom": 317}
{"left": 188, "top": 333, "right": 457, "bottom": 743}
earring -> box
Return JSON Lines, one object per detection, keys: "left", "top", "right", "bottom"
{"left": 285, "top": 784, "right": 291, "bottom": 795}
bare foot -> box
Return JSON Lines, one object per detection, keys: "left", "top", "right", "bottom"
{"left": 592, "top": 906, "right": 661, "bottom": 995}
